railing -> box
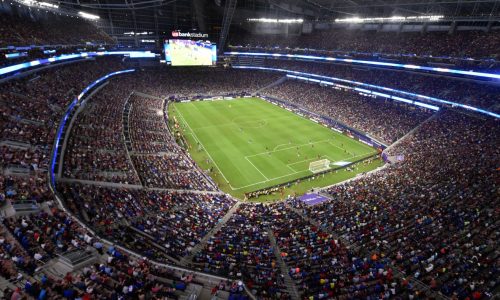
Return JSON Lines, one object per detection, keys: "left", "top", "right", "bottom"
{"left": 0, "top": 51, "right": 154, "bottom": 78}
{"left": 227, "top": 45, "right": 500, "bottom": 70}
{"left": 225, "top": 51, "right": 500, "bottom": 81}
{"left": 49, "top": 69, "right": 135, "bottom": 188}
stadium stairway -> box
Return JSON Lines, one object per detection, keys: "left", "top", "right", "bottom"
{"left": 252, "top": 76, "right": 287, "bottom": 95}
{"left": 0, "top": 276, "right": 19, "bottom": 298}
{"left": 0, "top": 140, "right": 31, "bottom": 150}
{"left": 56, "top": 177, "right": 225, "bottom": 199}
{"left": 267, "top": 229, "right": 301, "bottom": 300}
{"left": 122, "top": 92, "right": 144, "bottom": 185}
{"left": 180, "top": 202, "right": 242, "bottom": 266}
{"left": 126, "top": 224, "right": 183, "bottom": 264}
{"left": 382, "top": 109, "right": 442, "bottom": 156}
{"left": 146, "top": 187, "right": 226, "bottom": 196}
{"left": 57, "top": 177, "right": 143, "bottom": 189}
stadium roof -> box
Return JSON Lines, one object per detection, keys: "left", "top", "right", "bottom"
{"left": 299, "top": 0, "right": 500, "bottom": 18}
{"left": 15, "top": 0, "right": 500, "bottom": 46}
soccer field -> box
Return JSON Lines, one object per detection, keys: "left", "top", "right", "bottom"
{"left": 170, "top": 97, "right": 378, "bottom": 198}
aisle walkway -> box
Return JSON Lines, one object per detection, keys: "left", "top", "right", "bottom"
{"left": 180, "top": 202, "right": 242, "bottom": 266}
{"left": 267, "top": 229, "right": 301, "bottom": 300}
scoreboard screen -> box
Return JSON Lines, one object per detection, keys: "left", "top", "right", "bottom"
{"left": 164, "top": 39, "right": 217, "bottom": 66}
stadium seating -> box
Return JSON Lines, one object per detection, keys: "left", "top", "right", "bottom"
{"left": 229, "top": 29, "right": 500, "bottom": 69}
{"left": 63, "top": 80, "right": 141, "bottom": 184}
{"left": 59, "top": 183, "right": 236, "bottom": 262}
{"left": 193, "top": 203, "right": 290, "bottom": 299}
{"left": 264, "top": 80, "right": 433, "bottom": 144}
{"left": 127, "top": 94, "right": 216, "bottom": 190}
{"left": 0, "top": 44, "right": 498, "bottom": 300}
{"left": 0, "top": 58, "right": 125, "bottom": 207}
{"left": 0, "top": 207, "right": 221, "bottom": 299}
{"left": 262, "top": 59, "right": 500, "bottom": 113}
{"left": 288, "top": 110, "right": 499, "bottom": 299}
{"left": 0, "top": 12, "right": 114, "bottom": 47}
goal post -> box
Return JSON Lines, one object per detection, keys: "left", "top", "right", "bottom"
{"left": 309, "top": 159, "right": 331, "bottom": 173}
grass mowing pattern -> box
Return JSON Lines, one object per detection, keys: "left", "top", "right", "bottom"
{"left": 170, "top": 97, "right": 380, "bottom": 199}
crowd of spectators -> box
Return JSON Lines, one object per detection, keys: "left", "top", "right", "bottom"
{"left": 0, "top": 225, "right": 38, "bottom": 279}
{"left": 1, "top": 57, "right": 125, "bottom": 204}
{"left": 0, "top": 11, "right": 114, "bottom": 47}
{"left": 0, "top": 45, "right": 106, "bottom": 70}
{"left": 0, "top": 206, "right": 210, "bottom": 299}
{"left": 3, "top": 208, "right": 85, "bottom": 262}
{"left": 128, "top": 95, "right": 177, "bottom": 154}
{"left": 287, "top": 110, "right": 499, "bottom": 299}
{"left": 270, "top": 201, "right": 407, "bottom": 299}
{"left": 264, "top": 80, "right": 433, "bottom": 144}
{"left": 131, "top": 154, "right": 215, "bottom": 190}
{"left": 1, "top": 55, "right": 498, "bottom": 299}
{"left": 229, "top": 29, "right": 500, "bottom": 67}
{"left": 263, "top": 59, "right": 500, "bottom": 113}
{"left": 191, "top": 108, "right": 497, "bottom": 299}
{"left": 0, "top": 174, "right": 51, "bottom": 206}
{"left": 134, "top": 68, "right": 282, "bottom": 97}
{"left": 63, "top": 81, "right": 141, "bottom": 184}
{"left": 125, "top": 94, "right": 216, "bottom": 190}
{"left": 193, "top": 203, "right": 290, "bottom": 299}
{"left": 59, "top": 183, "right": 236, "bottom": 262}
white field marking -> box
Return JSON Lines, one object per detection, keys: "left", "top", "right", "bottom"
{"left": 286, "top": 155, "right": 329, "bottom": 167}
{"left": 273, "top": 142, "right": 297, "bottom": 151}
{"left": 174, "top": 101, "right": 377, "bottom": 191}
{"left": 176, "top": 108, "right": 235, "bottom": 190}
{"left": 231, "top": 169, "right": 302, "bottom": 190}
{"left": 285, "top": 164, "right": 297, "bottom": 173}
{"left": 261, "top": 97, "right": 376, "bottom": 153}
{"left": 246, "top": 139, "right": 335, "bottom": 159}
{"left": 239, "top": 139, "right": 352, "bottom": 186}
{"left": 343, "top": 151, "right": 377, "bottom": 162}
{"left": 189, "top": 114, "right": 292, "bottom": 131}
{"left": 327, "top": 140, "right": 347, "bottom": 152}
{"left": 232, "top": 151, "right": 376, "bottom": 190}
{"left": 244, "top": 156, "right": 269, "bottom": 181}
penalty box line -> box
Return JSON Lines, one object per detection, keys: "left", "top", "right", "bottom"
{"left": 242, "top": 139, "right": 337, "bottom": 185}
{"left": 245, "top": 138, "right": 336, "bottom": 159}
{"left": 232, "top": 151, "right": 376, "bottom": 191}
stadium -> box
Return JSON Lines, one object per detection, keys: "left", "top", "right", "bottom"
{"left": 0, "top": 0, "right": 498, "bottom": 298}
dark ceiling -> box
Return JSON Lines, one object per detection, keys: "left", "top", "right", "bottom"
{"left": 36, "top": 0, "right": 500, "bottom": 46}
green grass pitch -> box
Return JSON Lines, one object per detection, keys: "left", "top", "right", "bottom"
{"left": 170, "top": 97, "right": 380, "bottom": 199}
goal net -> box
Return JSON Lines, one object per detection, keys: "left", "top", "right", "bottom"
{"left": 309, "top": 159, "right": 331, "bottom": 173}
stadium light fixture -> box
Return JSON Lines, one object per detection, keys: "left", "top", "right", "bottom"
{"left": 17, "top": 0, "right": 58, "bottom": 8}
{"left": 247, "top": 18, "right": 304, "bottom": 24}
{"left": 78, "top": 11, "right": 100, "bottom": 20}
{"left": 38, "top": 1, "right": 57, "bottom": 8}
{"left": 335, "top": 15, "right": 443, "bottom": 23}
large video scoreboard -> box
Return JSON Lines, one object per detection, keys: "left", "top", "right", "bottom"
{"left": 164, "top": 32, "right": 217, "bottom": 66}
